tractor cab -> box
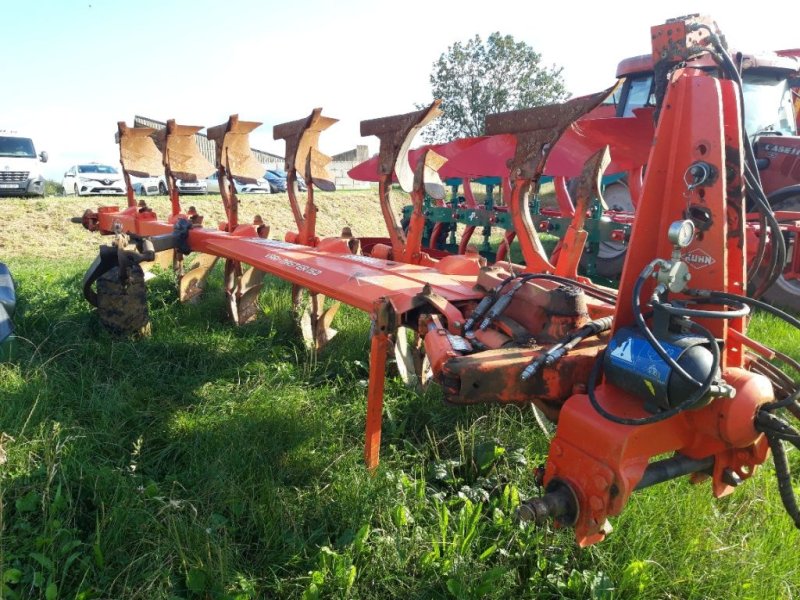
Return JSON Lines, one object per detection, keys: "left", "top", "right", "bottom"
{"left": 615, "top": 51, "right": 799, "bottom": 137}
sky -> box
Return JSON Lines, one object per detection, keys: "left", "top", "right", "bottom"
{"left": 2, "top": 0, "right": 797, "bottom": 180}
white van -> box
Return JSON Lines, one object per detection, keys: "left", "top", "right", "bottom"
{"left": 0, "top": 131, "right": 48, "bottom": 197}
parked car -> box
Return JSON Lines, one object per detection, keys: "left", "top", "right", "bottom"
{"left": 63, "top": 163, "right": 125, "bottom": 196}
{"left": 264, "top": 169, "right": 287, "bottom": 193}
{"left": 206, "top": 172, "right": 271, "bottom": 194}
{"left": 130, "top": 174, "right": 167, "bottom": 196}
{"left": 175, "top": 178, "right": 208, "bottom": 195}
{"left": 265, "top": 169, "right": 307, "bottom": 193}
{"left": 0, "top": 130, "right": 47, "bottom": 197}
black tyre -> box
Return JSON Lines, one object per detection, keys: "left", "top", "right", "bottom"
{"left": 760, "top": 194, "right": 800, "bottom": 314}
{"left": 159, "top": 181, "right": 168, "bottom": 195}
{"left": 96, "top": 265, "right": 150, "bottom": 336}
{"left": 582, "top": 180, "right": 632, "bottom": 279}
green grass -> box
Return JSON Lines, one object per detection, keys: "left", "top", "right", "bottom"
{"left": 1, "top": 258, "right": 799, "bottom": 599}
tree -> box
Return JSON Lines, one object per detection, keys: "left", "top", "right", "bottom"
{"left": 419, "top": 33, "right": 570, "bottom": 142}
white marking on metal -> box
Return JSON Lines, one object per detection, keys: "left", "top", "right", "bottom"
{"left": 265, "top": 253, "right": 322, "bottom": 276}
{"left": 683, "top": 248, "right": 716, "bottom": 269}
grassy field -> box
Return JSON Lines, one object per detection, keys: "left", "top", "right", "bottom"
{"left": 0, "top": 194, "right": 799, "bottom": 599}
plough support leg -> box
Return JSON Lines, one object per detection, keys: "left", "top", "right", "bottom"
{"left": 364, "top": 328, "right": 390, "bottom": 471}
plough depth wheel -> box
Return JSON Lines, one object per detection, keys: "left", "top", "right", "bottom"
{"left": 95, "top": 265, "right": 150, "bottom": 336}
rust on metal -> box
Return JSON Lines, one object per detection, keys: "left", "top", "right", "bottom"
{"left": 650, "top": 15, "right": 719, "bottom": 65}
{"left": 117, "top": 122, "right": 163, "bottom": 178}
{"left": 273, "top": 108, "right": 338, "bottom": 191}
{"left": 180, "top": 253, "right": 219, "bottom": 303}
{"left": 413, "top": 148, "right": 447, "bottom": 200}
{"left": 154, "top": 120, "right": 214, "bottom": 182}
{"left": 555, "top": 146, "right": 611, "bottom": 278}
{"left": 485, "top": 89, "right": 612, "bottom": 179}
{"left": 225, "top": 261, "right": 265, "bottom": 325}
{"left": 206, "top": 115, "right": 265, "bottom": 183}
{"left": 359, "top": 101, "right": 443, "bottom": 259}
{"left": 361, "top": 100, "right": 442, "bottom": 190}
{"left": 440, "top": 337, "right": 607, "bottom": 420}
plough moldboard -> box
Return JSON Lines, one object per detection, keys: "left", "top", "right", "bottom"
{"left": 76, "top": 15, "right": 800, "bottom": 547}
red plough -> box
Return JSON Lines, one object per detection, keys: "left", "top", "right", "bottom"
{"left": 76, "top": 15, "right": 800, "bottom": 547}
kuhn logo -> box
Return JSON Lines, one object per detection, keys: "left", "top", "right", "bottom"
{"left": 683, "top": 248, "right": 715, "bottom": 269}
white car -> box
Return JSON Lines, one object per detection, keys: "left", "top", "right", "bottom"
{"left": 0, "top": 131, "right": 48, "bottom": 197}
{"left": 206, "top": 172, "right": 271, "bottom": 194}
{"left": 63, "top": 164, "right": 126, "bottom": 196}
{"left": 130, "top": 174, "right": 167, "bottom": 196}
{"left": 129, "top": 175, "right": 204, "bottom": 196}
{"left": 175, "top": 178, "right": 208, "bottom": 195}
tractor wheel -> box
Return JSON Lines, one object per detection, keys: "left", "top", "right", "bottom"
{"left": 761, "top": 195, "right": 800, "bottom": 314}
{"left": 592, "top": 242, "right": 628, "bottom": 279}
{"left": 584, "top": 180, "right": 632, "bottom": 280}
{"left": 603, "top": 180, "right": 634, "bottom": 212}
{"left": 95, "top": 265, "right": 150, "bottom": 336}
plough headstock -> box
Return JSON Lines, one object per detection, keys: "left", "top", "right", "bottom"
{"left": 360, "top": 99, "right": 442, "bottom": 192}
{"left": 273, "top": 108, "right": 338, "bottom": 192}
{"left": 206, "top": 115, "right": 264, "bottom": 183}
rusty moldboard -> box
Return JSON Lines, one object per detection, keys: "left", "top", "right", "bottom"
{"left": 360, "top": 100, "right": 442, "bottom": 185}
{"left": 117, "top": 122, "right": 163, "bottom": 178}
{"left": 273, "top": 108, "right": 338, "bottom": 191}
{"left": 207, "top": 114, "right": 265, "bottom": 183}
{"left": 485, "top": 90, "right": 612, "bottom": 179}
{"left": 154, "top": 120, "right": 215, "bottom": 182}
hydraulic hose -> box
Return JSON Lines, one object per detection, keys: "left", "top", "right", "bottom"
{"left": 764, "top": 432, "right": 800, "bottom": 529}
{"left": 466, "top": 272, "right": 616, "bottom": 335}
{"left": 690, "top": 27, "right": 787, "bottom": 298}
{"left": 685, "top": 286, "right": 800, "bottom": 529}
{"left": 520, "top": 316, "right": 613, "bottom": 381}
